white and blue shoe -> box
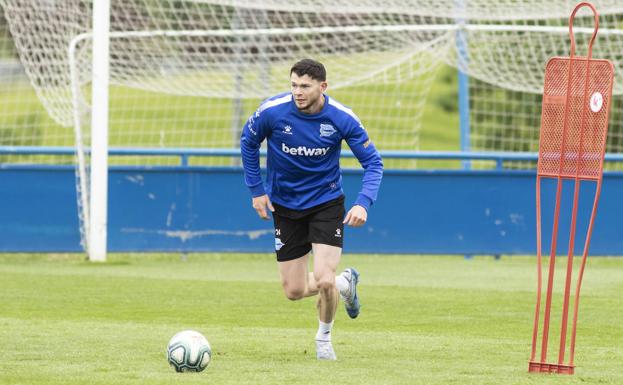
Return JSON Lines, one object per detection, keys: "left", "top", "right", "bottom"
{"left": 341, "top": 268, "right": 361, "bottom": 319}
{"left": 316, "top": 339, "right": 337, "bottom": 360}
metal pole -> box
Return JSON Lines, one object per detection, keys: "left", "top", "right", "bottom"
{"left": 89, "top": 0, "right": 111, "bottom": 261}
{"left": 456, "top": 0, "right": 471, "bottom": 171}
{"left": 231, "top": 8, "right": 244, "bottom": 165}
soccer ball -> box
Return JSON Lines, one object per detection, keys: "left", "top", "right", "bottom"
{"left": 166, "top": 330, "right": 212, "bottom": 372}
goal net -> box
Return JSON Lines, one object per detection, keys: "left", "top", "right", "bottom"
{"left": 0, "top": 0, "right": 621, "bottom": 252}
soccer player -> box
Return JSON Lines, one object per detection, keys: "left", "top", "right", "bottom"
{"left": 240, "top": 59, "right": 383, "bottom": 360}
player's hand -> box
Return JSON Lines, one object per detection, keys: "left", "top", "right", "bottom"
{"left": 343, "top": 205, "right": 367, "bottom": 227}
{"left": 252, "top": 195, "right": 274, "bottom": 220}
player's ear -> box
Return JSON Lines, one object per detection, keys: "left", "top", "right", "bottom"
{"left": 320, "top": 81, "right": 328, "bottom": 92}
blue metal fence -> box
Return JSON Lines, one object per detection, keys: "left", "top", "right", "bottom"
{"left": 2, "top": 147, "right": 623, "bottom": 255}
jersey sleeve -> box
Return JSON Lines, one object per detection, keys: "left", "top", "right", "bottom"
{"left": 240, "top": 106, "right": 271, "bottom": 197}
{"left": 343, "top": 118, "right": 383, "bottom": 211}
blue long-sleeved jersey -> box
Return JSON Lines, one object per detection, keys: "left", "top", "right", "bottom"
{"left": 240, "top": 92, "right": 383, "bottom": 211}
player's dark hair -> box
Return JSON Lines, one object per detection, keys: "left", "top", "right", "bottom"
{"left": 290, "top": 59, "right": 326, "bottom": 81}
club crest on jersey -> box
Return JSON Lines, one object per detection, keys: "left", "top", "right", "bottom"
{"left": 320, "top": 123, "right": 336, "bottom": 137}
{"left": 283, "top": 125, "right": 293, "bottom": 135}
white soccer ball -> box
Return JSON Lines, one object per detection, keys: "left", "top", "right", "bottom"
{"left": 166, "top": 330, "right": 212, "bottom": 372}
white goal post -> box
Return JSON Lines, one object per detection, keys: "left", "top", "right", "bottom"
{"left": 67, "top": 24, "right": 452, "bottom": 261}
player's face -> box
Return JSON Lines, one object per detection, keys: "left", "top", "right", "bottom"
{"left": 290, "top": 73, "right": 327, "bottom": 114}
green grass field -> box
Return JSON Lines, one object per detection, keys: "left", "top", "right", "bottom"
{"left": 1, "top": 253, "right": 621, "bottom": 385}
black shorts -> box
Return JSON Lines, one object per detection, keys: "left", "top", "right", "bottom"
{"left": 272, "top": 195, "right": 345, "bottom": 262}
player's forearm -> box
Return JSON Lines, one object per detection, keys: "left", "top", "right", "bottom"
{"left": 240, "top": 138, "right": 265, "bottom": 196}
{"left": 356, "top": 152, "right": 383, "bottom": 210}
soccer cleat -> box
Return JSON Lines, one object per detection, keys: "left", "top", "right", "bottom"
{"left": 315, "top": 339, "right": 337, "bottom": 361}
{"left": 341, "top": 268, "right": 361, "bottom": 319}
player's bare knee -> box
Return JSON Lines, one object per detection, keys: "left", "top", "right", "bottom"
{"left": 283, "top": 284, "right": 305, "bottom": 300}
{"left": 315, "top": 275, "right": 335, "bottom": 292}
{"left": 284, "top": 289, "right": 305, "bottom": 300}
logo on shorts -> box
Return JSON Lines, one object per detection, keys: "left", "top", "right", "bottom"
{"left": 275, "top": 237, "right": 285, "bottom": 251}
{"left": 335, "top": 229, "right": 341, "bottom": 238}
